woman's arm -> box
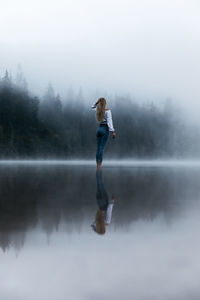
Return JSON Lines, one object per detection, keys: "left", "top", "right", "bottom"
{"left": 104, "top": 203, "right": 114, "bottom": 225}
{"left": 91, "top": 100, "right": 100, "bottom": 110}
{"left": 91, "top": 103, "right": 97, "bottom": 110}
{"left": 106, "top": 110, "right": 116, "bottom": 138}
{"left": 105, "top": 194, "right": 115, "bottom": 225}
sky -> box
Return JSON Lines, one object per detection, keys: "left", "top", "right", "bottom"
{"left": 0, "top": 0, "right": 200, "bottom": 119}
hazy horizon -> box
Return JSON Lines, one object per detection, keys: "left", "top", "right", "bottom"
{"left": 1, "top": 0, "right": 200, "bottom": 122}
{"left": 1, "top": 3, "right": 200, "bottom": 296}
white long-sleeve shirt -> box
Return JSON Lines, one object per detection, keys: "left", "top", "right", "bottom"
{"left": 91, "top": 102, "right": 115, "bottom": 132}
{"left": 104, "top": 203, "right": 114, "bottom": 225}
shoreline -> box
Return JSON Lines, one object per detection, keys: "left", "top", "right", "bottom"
{"left": 0, "top": 159, "right": 200, "bottom": 167}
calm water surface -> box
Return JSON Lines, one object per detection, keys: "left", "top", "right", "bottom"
{"left": 0, "top": 162, "right": 200, "bottom": 300}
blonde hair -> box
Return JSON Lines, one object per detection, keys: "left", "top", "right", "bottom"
{"left": 96, "top": 98, "right": 106, "bottom": 122}
{"left": 95, "top": 210, "right": 106, "bottom": 235}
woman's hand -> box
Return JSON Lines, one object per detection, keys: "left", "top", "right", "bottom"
{"left": 112, "top": 131, "right": 116, "bottom": 139}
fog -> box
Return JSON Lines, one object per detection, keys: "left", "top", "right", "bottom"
{"left": 1, "top": 3, "right": 200, "bottom": 297}
{"left": 1, "top": 0, "right": 200, "bottom": 121}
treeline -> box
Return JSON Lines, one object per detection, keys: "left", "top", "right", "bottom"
{"left": 0, "top": 70, "right": 199, "bottom": 158}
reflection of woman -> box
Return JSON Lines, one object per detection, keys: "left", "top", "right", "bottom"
{"left": 91, "top": 98, "right": 116, "bottom": 170}
{"left": 91, "top": 170, "right": 115, "bottom": 235}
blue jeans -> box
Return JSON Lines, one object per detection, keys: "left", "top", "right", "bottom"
{"left": 96, "top": 170, "right": 108, "bottom": 210}
{"left": 96, "top": 125, "right": 109, "bottom": 163}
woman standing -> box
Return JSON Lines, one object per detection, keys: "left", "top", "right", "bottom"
{"left": 92, "top": 98, "right": 116, "bottom": 170}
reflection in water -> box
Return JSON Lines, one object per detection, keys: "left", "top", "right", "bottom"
{"left": 1, "top": 164, "right": 200, "bottom": 299}
{"left": 91, "top": 170, "right": 115, "bottom": 234}
{"left": 0, "top": 165, "right": 200, "bottom": 252}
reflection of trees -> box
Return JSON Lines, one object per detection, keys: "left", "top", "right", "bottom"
{"left": 105, "top": 168, "right": 200, "bottom": 229}
{"left": 0, "top": 170, "right": 38, "bottom": 251}
{"left": 0, "top": 166, "right": 97, "bottom": 251}
{"left": 0, "top": 166, "right": 200, "bottom": 251}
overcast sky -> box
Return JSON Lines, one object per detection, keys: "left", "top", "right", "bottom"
{"left": 0, "top": 0, "right": 200, "bottom": 118}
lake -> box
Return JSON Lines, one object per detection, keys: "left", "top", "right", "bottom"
{"left": 0, "top": 161, "right": 200, "bottom": 300}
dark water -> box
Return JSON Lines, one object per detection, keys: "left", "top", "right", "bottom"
{"left": 0, "top": 162, "right": 200, "bottom": 300}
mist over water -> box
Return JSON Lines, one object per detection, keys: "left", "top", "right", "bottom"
{"left": 0, "top": 163, "right": 200, "bottom": 299}
{"left": 1, "top": 0, "right": 200, "bottom": 158}
{"left": 1, "top": 1, "right": 200, "bottom": 298}
{"left": 1, "top": 0, "right": 200, "bottom": 121}
{"left": 1, "top": 75, "right": 200, "bottom": 159}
